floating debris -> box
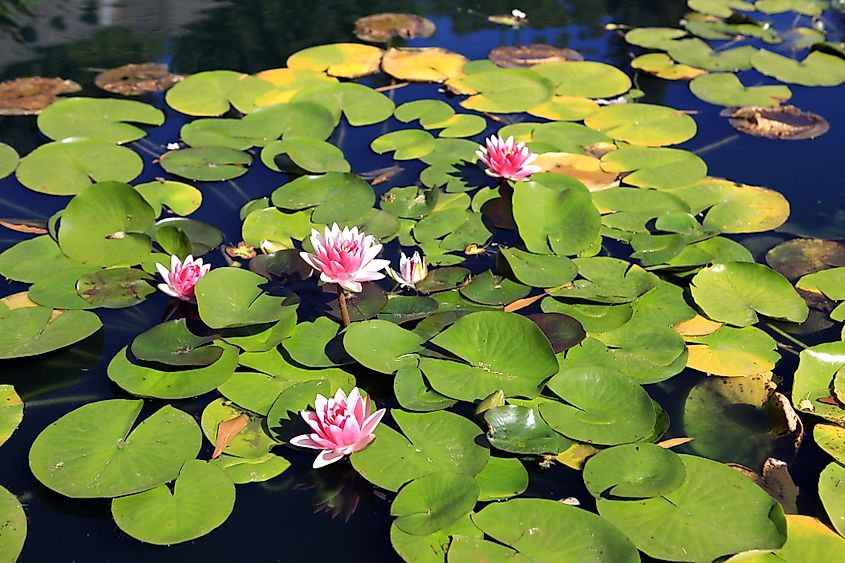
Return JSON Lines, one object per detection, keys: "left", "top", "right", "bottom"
{"left": 489, "top": 44, "right": 583, "bottom": 68}
{"left": 723, "top": 105, "right": 829, "bottom": 140}
{"left": 95, "top": 63, "right": 183, "bottom": 96}
{"left": 0, "top": 76, "right": 81, "bottom": 115}
{"left": 354, "top": 13, "right": 435, "bottom": 43}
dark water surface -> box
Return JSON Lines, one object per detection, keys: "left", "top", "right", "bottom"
{"left": 0, "top": 1, "right": 844, "bottom": 561}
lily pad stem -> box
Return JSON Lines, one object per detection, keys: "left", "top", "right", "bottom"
{"left": 337, "top": 284, "right": 351, "bottom": 327}
{"left": 764, "top": 322, "right": 809, "bottom": 351}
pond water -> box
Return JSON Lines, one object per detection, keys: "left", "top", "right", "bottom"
{"left": 1, "top": 0, "right": 844, "bottom": 561}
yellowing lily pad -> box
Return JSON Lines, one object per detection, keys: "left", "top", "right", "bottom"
{"left": 531, "top": 61, "right": 631, "bottom": 98}
{"left": 382, "top": 47, "right": 467, "bottom": 82}
{"left": 533, "top": 152, "right": 619, "bottom": 191}
{"left": 527, "top": 95, "right": 598, "bottom": 121}
{"left": 686, "top": 326, "right": 779, "bottom": 376}
{"left": 632, "top": 53, "right": 707, "bottom": 80}
{"left": 455, "top": 68, "right": 554, "bottom": 113}
{"left": 287, "top": 43, "right": 384, "bottom": 79}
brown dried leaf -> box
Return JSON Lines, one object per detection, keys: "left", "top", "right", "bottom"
{"left": 0, "top": 218, "right": 48, "bottom": 234}
{"left": 504, "top": 293, "right": 544, "bottom": 313}
{"left": 674, "top": 314, "right": 724, "bottom": 337}
{"left": 212, "top": 415, "right": 249, "bottom": 459}
{"left": 95, "top": 63, "right": 183, "bottom": 96}
{"left": 725, "top": 105, "right": 829, "bottom": 140}
{"left": 489, "top": 44, "right": 583, "bottom": 68}
{"left": 657, "top": 436, "right": 695, "bottom": 448}
{"left": 729, "top": 458, "right": 799, "bottom": 513}
{"left": 0, "top": 76, "right": 81, "bottom": 115}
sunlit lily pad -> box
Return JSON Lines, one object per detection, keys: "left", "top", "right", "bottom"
{"left": 455, "top": 68, "right": 554, "bottom": 113}
{"left": 625, "top": 27, "right": 688, "bottom": 49}
{"left": 372, "top": 130, "right": 436, "bottom": 160}
{"left": 134, "top": 179, "right": 202, "bottom": 216}
{"left": 201, "top": 399, "right": 276, "bottom": 458}
{"left": 690, "top": 262, "right": 808, "bottom": 326}
{"left": 195, "top": 267, "right": 294, "bottom": 329}
{"left": 354, "top": 13, "right": 435, "bottom": 43}
{"left": 755, "top": 0, "right": 827, "bottom": 15}
{"left": 351, "top": 409, "right": 490, "bottom": 492}
{"left": 271, "top": 172, "right": 374, "bottom": 224}
{"left": 130, "top": 319, "right": 221, "bottom": 367}
{"left": 583, "top": 443, "right": 686, "bottom": 498}
{"left": 16, "top": 139, "right": 143, "bottom": 195}
{"left": 37, "top": 97, "right": 164, "bottom": 144}
{"left": 212, "top": 452, "right": 290, "bottom": 484}
{"left": 668, "top": 39, "right": 756, "bottom": 71}
{"left": 0, "top": 485, "right": 25, "bottom": 561}
{"left": 287, "top": 43, "right": 384, "bottom": 79}
{"left": 420, "top": 311, "right": 558, "bottom": 401}
{"left": 540, "top": 366, "right": 657, "bottom": 445}
{"left": 484, "top": 405, "right": 573, "bottom": 455}
{"left": 631, "top": 53, "right": 707, "bottom": 80}
{"left": 687, "top": 0, "right": 754, "bottom": 18}
{"left": 531, "top": 61, "right": 631, "bottom": 98}
{"left": 382, "top": 47, "right": 467, "bottom": 82}
{"left": 752, "top": 50, "right": 845, "bottom": 86}
{"left": 159, "top": 147, "right": 252, "bottom": 181}
{"left": 165, "top": 70, "right": 246, "bottom": 116}
{"left": 0, "top": 297, "right": 101, "bottom": 359}
{"left": 792, "top": 341, "right": 845, "bottom": 424}
{"left": 0, "top": 385, "right": 23, "bottom": 447}
{"left": 601, "top": 146, "right": 707, "bottom": 189}
{"left": 292, "top": 82, "right": 395, "bottom": 126}
{"left": 474, "top": 456, "right": 528, "bottom": 501}
{"left": 0, "top": 143, "right": 19, "bottom": 179}
{"left": 585, "top": 103, "right": 697, "bottom": 146}
{"left": 392, "top": 472, "right": 479, "bottom": 536}
{"left": 111, "top": 460, "right": 235, "bottom": 545}
{"left": 29, "top": 400, "right": 200, "bottom": 498}
{"left": 797, "top": 267, "right": 845, "bottom": 320}
{"left": 690, "top": 73, "right": 792, "bottom": 107}
{"left": 597, "top": 454, "right": 786, "bottom": 561}
{"left": 343, "top": 319, "right": 423, "bottom": 374}
{"left": 471, "top": 498, "right": 640, "bottom": 562}
{"left": 0, "top": 76, "right": 81, "bottom": 115}
{"left": 686, "top": 325, "right": 779, "bottom": 376}
{"left": 499, "top": 247, "right": 577, "bottom": 288}
{"left": 261, "top": 137, "right": 349, "bottom": 173}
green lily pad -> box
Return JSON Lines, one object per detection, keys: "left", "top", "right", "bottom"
{"left": 819, "top": 462, "right": 845, "bottom": 536}
{"left": 792, "top": 341, "right": 845, "bottom": 424}
{"left": 379, "top": 296, "right": 438, "bottom": 324}
{"left": 391, "top": 514, "right": 482, "bottom": 563}
{"left": 29, "top": 399, "right": 201, "bottom": 498}
{"left": 0, "top": 300, "right": 101, "bottom": 359}
{"left": 484, "top": 405, "right": 573, "bottom": 455}
{"left": 16, "top": 139, "right": 143, "bottom": 195}
{"left": 751, "top": 50, "right": 845, "bottom": 86}
{"left": 152, "top": 218, "right": 223, "bottom": 257}
{"left": 271, "top": 172, "right": 374, "bottom": 224}
{"left": 371, "top": 130, "right": 436, "bottom": 161}
{"left": 201, "top": 399, "right": 276, "bottom": 458}
{"left": 107, "top": 342, "right": 236, "bottom": 399}
{"left": 459, "top": 271, "right": 530, "bottom": 306}
{"left": 351, "top": 409, "right": 490, "bottom": 492}
{"left": 261, "top": 137, "right": 349, "bottom": 174}
{"left": 0, "top": 485, "right": 25, "bottom": 562}
{"left": 37, "top": 97, "right": 164, "bottom": 143}
{"left": 472, "top": 498, "right": 640, "bottom": 562}
{"left": 57, "top": 181, "right": 154, "bottom": 266}
{"left": 165, "top": 70, "right": 245, "bottom": 116}
{"left": 241, "top": 207, "right": 312, "bottom": 248}
{"left": 540, "top": 366, "right": 657, "bottom": 445}
{"left": 134, "top": 180, "right": 202, "bottom": 216}
{"left": 531, "top": 61, "right": 631, "bottom": 98}
{"left": 600, "top": 146, "right": 707, "bottom": 189}
{"left": 755, "top": 0, "right": 827, "bottom": 15}
{"left": 75, "top": 268, "right": 155, "bottom": 308}
{"left": 159, "top": 147, "right": 252, "bottom": 181}
{"left": 392, "top": 472, "right": 479, "bottom": 536}
{"left": 111, "top": 460, "right": 235, "bottom": 545}
{"left": 513, "top": 172, "right": 600, "bottom": 256}
{"left": 688, "top": 0, "right": 754, "bottom": 17}
{"left": 550, "top": 257, "right": 659, "bottom": 303}
{"left": 281, "top": 317, "right": 350, "bottom": 367}
{"left": 625, "top": 27, "right": 688, "bottom": 49}
{"left": 421, "top": 311, "right": 558, "bottom": 401}
{"left": 393, "top": 366, "right": 456, "bottom": 413}
{"left": 667, "top": 39, "right": 756, "bottom": 71}
{"left": 130, "top": 319, "right": 221, "bottom": 367}
{"left": 195, "top": 267, "right": 294, "bottom": 329}
{"left": 690, "top": 73, "right": 792, "bottom": 107}
{"left": 211, "top": 453, "right": 290, "bottom": 484}
{"left": 585, "top": 103, "right": 698, "bottom": 146}
{"left": 686, "top": 325, "right": 779, "bottom": 376}
{"left": 474, "top": 456, "right": 529, "bottom": 501}
{"left": 690, "top": 262, "right": 808, "bottom": 326}
{"left": 584, "top": 443, "right": 686, "bottom": 499}
{"left": 343, "top": 319, "right": 424, "bottom": 374}
{"left": 814, "top": 424, "right": 845, "bottom": 465}
{"left": 0, "top": 143, "right": 19, "bottom": 179}
{"left": 180, "top": 118, "right": 273, "bottom": 150}
{"left": 597, "top": 454, "right": 786, "bottom": 561}
{"left": 458, "top": 68, "right": 554, "bottom": 113}
{"left": 0, "top": 385, "right": 23, "bottom": 447}
{"left": 499, "top": 247, "right": 577, "bottom": 288}
{"left": 292, "top": 82, "right": 394, "bottom": 126}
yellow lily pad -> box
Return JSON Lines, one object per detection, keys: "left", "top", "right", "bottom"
{"left": 533, "top": 152, "right": 619, "bottom": 191}
{"left": 632, "top": 53, "right": 707, "bottom": 80}
{"left": 382, "top": 47, "right": 467, "bottom": 83}
{"left": 287, "top": 43, "right": 384, "bottom": 79}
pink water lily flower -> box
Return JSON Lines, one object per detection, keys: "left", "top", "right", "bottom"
{"left": 387, "top": 251, "right": 428, "bottom": 289}
{"left": 156, "top": 254, "right": 211, "bottom": 302}
{"left": 290, "top": 387, "right": 386, "bottom": 469}
{"left": 476, "top": 135, "right": 541, "bottom": 181}
{"left": 300, "top": 223, "right": 390, "bottom": 293}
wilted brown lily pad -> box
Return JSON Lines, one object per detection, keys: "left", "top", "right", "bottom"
{"left": 95, "top": 63, "right": 183, "bottom": 96}
{"left": 765, "top": 238, "right": 845, "bottom": 281}
{"left": 489, "top": 44, "right": 583, "bottom": 68}
{"left": 0, "top": 76, "right": 81, "bottom": 115}
{"left": 354, "top": 13, "right": 435, "bottom": 43}
{"left": 723, "top": 105, "right": 829, "bottom": 140}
